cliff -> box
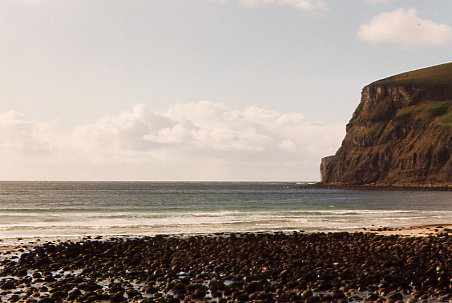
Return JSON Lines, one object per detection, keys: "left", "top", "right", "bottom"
{"left": 321, "top": 63, "right": 452, "bottom": 187}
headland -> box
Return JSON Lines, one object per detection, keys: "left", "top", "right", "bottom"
{"left": 321, "top": 63, "right": 452, "bottom": 189}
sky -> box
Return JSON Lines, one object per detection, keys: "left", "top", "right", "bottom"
{"left": 0, "top": 0, "right": 451, "bottom": 181}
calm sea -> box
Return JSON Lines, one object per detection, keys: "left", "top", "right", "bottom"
{"left": 0, "top": 181, "right": 451, "bottom": 240}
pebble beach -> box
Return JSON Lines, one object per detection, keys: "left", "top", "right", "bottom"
{"left": 0, "top": 227, "right": 451, "bottom": 303}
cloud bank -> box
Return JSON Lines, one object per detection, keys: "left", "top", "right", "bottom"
{"left": 0, "top": 102, "right": 344, "bottom": 181}
{"left": 357, "top": 8, "right": 452, "bottom": 46}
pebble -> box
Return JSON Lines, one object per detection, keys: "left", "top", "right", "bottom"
{"left": 0, "top": 232, "right": 449, "bottom": 302}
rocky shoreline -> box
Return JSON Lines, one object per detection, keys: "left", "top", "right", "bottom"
{"left": 0, "top": 232, "right": 451, "bottom": 303}
{"left": 290, "top": 183, "right": 452, "bottom": 191}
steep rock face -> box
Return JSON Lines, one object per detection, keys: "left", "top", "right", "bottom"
{"left": 321, "top": 63, "right": 452, "bottom": 186}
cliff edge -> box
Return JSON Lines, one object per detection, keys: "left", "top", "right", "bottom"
{"left": 321, "top": 63, "right": 452, "bottom": 187}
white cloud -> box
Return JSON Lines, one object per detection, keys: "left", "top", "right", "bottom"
{"left": 217, "top": 0, "right": 328, "bottom": 10}
{"left": 357, "top": 8, "right": 452, "bottom": 46}
{"left": 0, "top": 102, "right": 345, "bottom": 180}
{"left": 0, "top": 111, "right": 52, "bottom": 156}
{"left": 75, "top": 101, "right": 340, "bottom": 154}
{"left": 74, "top": 102, "right": 344, "bottom": 180}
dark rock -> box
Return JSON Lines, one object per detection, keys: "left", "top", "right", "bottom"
{"left": 108, "top": 282, "right": 125, "bottom": 294}
{"left": 8, "top": 294, "right": 20, "bottom": 302}
{"left": 66, "top": 288, "right": 82, "bottom": 300}
{"left": 109, "top": 292, "right": 125, "bottom": 303}
{"left": 0, "top": 233, "right": 449, "bottom": 302}
{"left": 127, "top": 289, "right": 142, "bottom": 299}
{"left": 301, "top": 289, "right": 313, "bottom": 299}
{"left": 78, "top": 281, "right": 102, "bottom": 292}
{"left": 0, "top": 281, "right": 16, "bottom": 290}
{"left": 50, "top": 291, "right": 67, "bottom": 300}
{"left": 387, "top": 292, "right": 404, "bottom": 301}
{"left": 43, "top": 275, "right": 55, "bottom": 283}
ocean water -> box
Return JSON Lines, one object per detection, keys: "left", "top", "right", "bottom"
{"left": 0, "top": 181, "right": 451, "bottom": 240}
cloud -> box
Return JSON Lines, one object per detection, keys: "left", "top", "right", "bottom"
{"left": 74, "top": 104, "right": 175, "bottom": 151}
{"left": 76, "top": 101, "right": 341, "bottom": 154}
{"left": 357, "top": 8, "right": 452, "bottom": 46}
{"left": 0, "top": 111, "right": 52, "bottom": 156}
{"left": 217, "top": 0, "right": 328, "bottom": 11}
{"left": 0, "top": 102, "right": 344, "bottom": 180}
{"left": 74, "top": 102, "right": 344, "bottom": 180}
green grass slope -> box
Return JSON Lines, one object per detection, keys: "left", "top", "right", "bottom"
{"left": 371, "top": 62, "right": 452, "bottom": 86}
{"left": 371, "top": 62, "right": 452, "bottom": 128}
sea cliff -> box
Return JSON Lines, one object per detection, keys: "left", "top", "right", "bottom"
{"left": 321, "top": 63, "right": 452, "bottom": 187}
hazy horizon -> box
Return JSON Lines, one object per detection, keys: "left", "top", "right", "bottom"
{"left": 0, "top": 0, "right": 451, "bottom": 181}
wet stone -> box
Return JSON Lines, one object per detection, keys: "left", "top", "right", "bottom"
{"left": 0, "top": 233, "right": 450, "bottom": 302}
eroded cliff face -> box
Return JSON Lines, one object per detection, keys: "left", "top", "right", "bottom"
{"left": 321, "top": 64, "right": 452, "bottom": 186}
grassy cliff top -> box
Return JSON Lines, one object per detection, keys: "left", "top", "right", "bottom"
{"left": 370, "top": 62, "right": 452, "bottom": 87}
{"left": 362, "top": 63, "right": 452, "bottom": 128}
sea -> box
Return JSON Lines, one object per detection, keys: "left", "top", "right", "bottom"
{"left": 0, "top": 181, "right": 451, "bottom": 242}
